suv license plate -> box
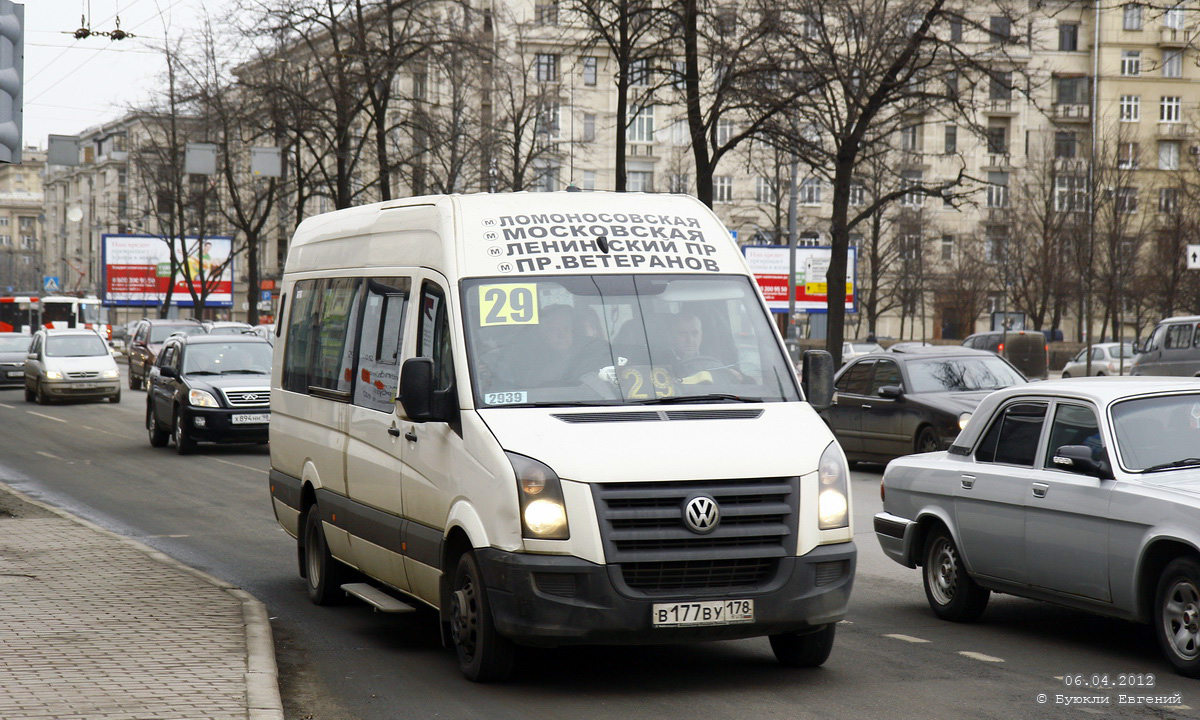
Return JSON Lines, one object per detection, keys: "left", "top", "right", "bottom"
{"left": 232, "top": 413, "right": 270, "bottom": 424}
{"left": 652, "top": 599, "right": 754, "bottom": 627}
{"left": 6, "top": 370, "right": 21, "bottom": 378}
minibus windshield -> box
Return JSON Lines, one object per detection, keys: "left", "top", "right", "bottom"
{"left": 462, "top": 274, "right": 800, "bottom": 407}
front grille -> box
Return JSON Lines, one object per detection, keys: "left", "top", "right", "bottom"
{"left": 222, "top": 388, "right": 271, "bottom": 408}
{"left": 66, "top": 371, "right": 99, "bottom": 379}
{"left": 593, "top": 477, "right": 798, "bottom": 593}
{"left": 0, "top": 362, "right": 19, "bottom": 369}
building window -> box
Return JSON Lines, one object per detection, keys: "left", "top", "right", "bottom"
{"left": 1055, "top": 176, "right": 1086, "bottom": 212}
{"left": 986, "top": 126, "right": 1007, "bottom": 154}
{"left": 19, "top": 217, "right": 33, "bottom": 229}
{"left": 1055, "top": 76, "right": 1087, "bottom": 105}
{"left": 944, "top": 124, "right": 957, "bottom": 153}
{"left": 1121, "top": 50, "right": 1141, "bottom": 76}
{"left": 1118, "top": 142, "right": 1140, "bottom": 169}
{"left": 1164, "top": 50, "right": 1183, "bottom": 78}
{"left": 0, "top": 235, "right": 10, "bottom": 246}
{"left": 987, "top": 171, "right": 1010, "bottom": 208}
{"left": 1159, "top": 140, "right": 1181, "bottom": 170}
{"left": 799, "top": 231, "right": 821, "bottom": 247}
{"left": 412, "top": 69, "right": 428, "bottom": 100}
{"left": 534, "top": 161, "right": 560, "bottom": 192}
{"left": 583, "top": 57, "right": 598, "bottom": 86}
{"left": 626, "top": 105, "right": 654, "bottom": 143}
{"left": 985, "top": 228, "right": 1008, "bottom": 263}
{"left": 949, "top": 17, "right": 962, "bottom": 42}
{"left": 583, "top": 170, "right": 596, "bottom": 191}
{"left": 630, "top": 59, "right": 651, "bottom": 87}
{"left": 627, "top": 170, "right": 654, "bottom": 193}
{"left": 536, "top": 53, "right": 559, "bottom": 82}
{"left": 1058, "top": 23, "right": 1078, "bottom": 51}
{"left": 1055, "top": 131, "right": 1076, "bottom": 158}
{"left": 989, "top": 71, "right": 1012, "bottom": 100}
{"left": 849, "top": 182, "right": 865, "bottom": 206}
{"left": 671, "top": 120, "right": 689, "bottom": 147}
{"left": 716, "top": 117, "right": 734, "bottom": 145}
{"left": 1124, "top": 3, "right": 1143, "bottom": 30}
{"left": 989, "top": 16, "right": 1012, "bottom": 43}
{"left": 582, "top": 113, "right": 596, "bottom": 142}
{"left": 800, "top": 177, "right": 821, "bottom": 205}
{"left": 536, "top": 102, "right": 561, "bottom": 139}
{"left": 0, "top": 217, "right": 9, "bottom": 227}
{"left": 535, "top": 0, "right": 558, "bottom": 24}
{"left": 901, "top": 124, "right": 920, "bottom": 151}
{"left": 1115, "top": 187, "right": 1138, "bottom": 214}
{"left": 900, "top": 170, "right": 923, "bottom": 206}
{"left": 672, "top": 60, "right": 687, "bottom": 91}
{"left": 755, "top": 176, "right": 776, "bottom": 204}
{"left": 21, "top": 236, "right": 34, "bottom": 249}
{"left": 1119, "top": 95, "right": 1140, "bottom": 122}
{"left": 1164, "top": 3, "right": 1185, "bottom": 29}
{"left": 670, "top": 174, "right": 690, "bottom": 194}
{"left": 1160, "top": 187, "right": 1180, "bottom": 213}
{"left": 1161, "top": 96, "right": 1182, "bottom": 122}
{"left": 941, "top": 235, "right": 954, "bottom": 262}
{"left": 713, "top": 176, "right": 733, "bottom": 203}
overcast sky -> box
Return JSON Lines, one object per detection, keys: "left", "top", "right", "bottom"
{"left": 25, "top": 0, "right": 235, "bottom": 149}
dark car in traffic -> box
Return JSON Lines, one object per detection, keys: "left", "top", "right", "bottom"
{"left": 145, "top": 333, "right": 272, "bottom": 454}
{"left": 822, "top": 346, "right": 1027, "bottom": 463}
{"left": 0, "top": 332, "right": 31, "bottom": 387}
{"left": 127, "top": 318, "right": 208, "bottom": 390}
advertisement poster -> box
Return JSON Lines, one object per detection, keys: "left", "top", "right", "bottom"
{"left": 102, "top": 234, "right": 234, "bottom": 307}
{"left": 742, "top": 245, "right": 857, "bottom": 313}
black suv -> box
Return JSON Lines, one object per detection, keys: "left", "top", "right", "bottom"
{"left": 126, "top": 318, "right": 208, "bottom": 390}
{"left": 145, "top": 333, "right": 272, "bottom": 453}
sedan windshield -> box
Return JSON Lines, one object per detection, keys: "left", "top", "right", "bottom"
{"left": 1112, "top": 393, "right": 1200, "bottom": 472}
{"left": 905, "top": 356, "right": 1026, "bottom": 393}
{"left": 462, "top": 274, "right": 799, "bottom": 407}
{"left": 183, "top": 343, "right": 272, "bottom": 375}
{"left": 45, "top": 335, "right": 109, "bottom": 357}
{"left": 0, "top": 336, "right": 30, "bottom": 352}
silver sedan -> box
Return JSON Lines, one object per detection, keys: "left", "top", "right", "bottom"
{"left": 1060, "top": 342, "right": 1136, "bottom": 377}
{"left": 874, "top": 377, "right": 1200, "bottom": 677}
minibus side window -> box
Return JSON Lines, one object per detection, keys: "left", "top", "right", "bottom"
{"left": 353, "top": 277, "right": 410, "bottom": 412}
{"left": 418, "top": 283, "right": 454, "bottom": 392}
{"left": 282, "top": 280, "right": 320, "bottom": 393}
{"left": 311, "top": 278, "right": 363, "bottom": 394}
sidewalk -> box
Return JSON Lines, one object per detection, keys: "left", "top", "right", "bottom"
{"left": 0, "top": 483, "right": 283, "bottom": 720}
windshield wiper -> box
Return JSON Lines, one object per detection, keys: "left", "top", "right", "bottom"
{"left": 630, "top": 393, "right": 761, "bottom": 405}
{"left": 1143, "top": 458, "right": 1200, "bottom": 473}
{"left": 221, "top": 369, "right": 268, "bottom": 374}
{"left": 186, "top": 370, "right": 221, "bottom": 375}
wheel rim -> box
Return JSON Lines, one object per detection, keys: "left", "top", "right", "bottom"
{"left": 451, "top": 573, "right": 479, "bottom": 661}
{"left": 919, "top": 431, "right": 938, "bottom": 453}
{"left": 147, "top": 409, "right": 155, "bottom": 436}
{"left": 173, "top": 415, "right": 182, "bottom": 446}
{"left": 305, "top": 517, "right": 322, "bottom": 590}
{"left": 926, "top": 538, "right": 959, "bottom": 606}
{"left": 1163, "top": 578, "right": 1200, "bottom": 661}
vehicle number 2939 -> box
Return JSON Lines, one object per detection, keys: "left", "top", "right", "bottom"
{"left": 652, "top": 599, "right": 754, "bottom": 627}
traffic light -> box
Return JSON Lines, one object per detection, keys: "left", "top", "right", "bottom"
{"left": 0, "top": 2, "right": 21, "bottom": 164}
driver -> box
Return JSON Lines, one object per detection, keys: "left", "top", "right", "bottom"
{"left": 666, "top": 312, "right": 745, "bottom": 384}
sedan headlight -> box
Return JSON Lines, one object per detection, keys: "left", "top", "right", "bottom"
{"left": 507, "top": 452, "right": 569, "bottom": 540}
{"left": 818, "top": 442, "right": 850, "bottom": 530}
{"left": 101, "top": 368, "right": 119, "bottom": 379}
{"left": 958, "top": 412, "right": 972, "bottom": 430}
{"left": 188, "top": 389, "right": 220, "bottom": 408}
{"left": 45, "top": 370, "right": 63, "bottom": 380}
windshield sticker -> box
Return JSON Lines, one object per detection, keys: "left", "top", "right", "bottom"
{"left": 484, "top": 391, "right": 528, "bottom": 405}
{"left": 479, "top": 284, "right": 539, "bottom": 326}
{"left": 480, "top": 213, "right": 724, "bottom": 274}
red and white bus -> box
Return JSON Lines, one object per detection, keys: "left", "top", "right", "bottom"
{"left": 0, "top": 295, "right": 112, "bottom": 338}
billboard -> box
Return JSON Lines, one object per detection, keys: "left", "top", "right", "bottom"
{"left": 743, "top": 245, "right": 857, "bottom": 313}
{"left": 102, "top": 234, "right": 234, "bottom": 307}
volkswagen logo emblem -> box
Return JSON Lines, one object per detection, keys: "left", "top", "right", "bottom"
{"left": 683, "top": 495, "right": 720, "bottom": 534}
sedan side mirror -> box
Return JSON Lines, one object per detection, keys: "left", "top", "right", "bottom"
{"left": 877, "top": 385, "right": 904, "bottom": 400}
{"left": 158, "top": 366, "right": 179, "bottom": 379}
{"left": 1050, "top": 445, "right": 1112, "bottom": 480}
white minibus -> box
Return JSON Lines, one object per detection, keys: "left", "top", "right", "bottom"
{"left": 268, "top": 191, "right": 854, "bottom": 681}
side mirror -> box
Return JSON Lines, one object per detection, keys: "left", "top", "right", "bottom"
{"left": 26, "top": 352, "right": 36, "bottom": 360}
{"left": 1050, "top": 445, "right": 1112, "bottom": 480}
{"left": 158, "top": 366, "right": 178, "bottom": 379}
{"left": 802, "top": 349, "right": 835, "bottom": 412}
{"left": 877, "top": 385, "right": 904, "bottom": 400}
{"left": 398, "top": 357, "right": 454, "bottom": 423}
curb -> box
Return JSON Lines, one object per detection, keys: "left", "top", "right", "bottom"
{"left": 0, "top": 481, "right": 284, "bottom": 720}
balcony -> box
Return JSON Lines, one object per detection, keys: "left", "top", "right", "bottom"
{"left": 626, "top": 143, "right": 656, "bottom": 158}
{"left": 1054, "top": 157, "right": 1089, "bottom": 173}
{"left": 1159, "top": 27, "right": 1193, "bottom": 46}
{"left": 1054, "top": 103, "right": 1090, "bottom": 122}
{"left": 1158, "top": 122, "right": 1192, "bottom": 138}
{"left": 985, "top": 99, "right": 1017, "bottom": 116}
{"left": 983, "top": 153, "right": 1011, "bottom": 169}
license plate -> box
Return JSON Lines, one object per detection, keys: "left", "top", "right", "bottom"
{"left": 232, "top": 413, "right": 270, "bottom": 424}
{"left": 72, "top": 382, "right": 98, "bottom": 389}
{"left": 652, "top": 599, "right": 754, "bottom": 627}
{"left": 6, "top": 371, "right": 20, "bottom": 378}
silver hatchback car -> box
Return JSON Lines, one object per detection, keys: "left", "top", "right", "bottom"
{"left": 24, "top": 328, "right": 121, "bottom": 404}
{"left": 875, "top": 378, "right": 1200, "bottom": 677}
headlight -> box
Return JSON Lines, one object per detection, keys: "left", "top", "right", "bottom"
{"left": 45, "top": 370, "right": 63, "bottom": 380}
{"left": 101, "top": 368, "right": 119, "bottom": 379}
{"left": 188, "top": 389, "right": 220, "bottom": 408}
{"left": 818, "top": 442, "right": 850, "bottom": 530}
{"left": 507, "top": 452, "right": 569, "bottom": 540}
{"left": 958, "top": 412, "right": 972, "bottom": 430}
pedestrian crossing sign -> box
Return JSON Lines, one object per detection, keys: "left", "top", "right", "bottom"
{"left": 43, "top": 276, "right": 61, "bottom": 293}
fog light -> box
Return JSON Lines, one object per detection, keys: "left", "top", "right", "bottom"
{"left": 194, "top": 416, "right": 207, "bottom": 428}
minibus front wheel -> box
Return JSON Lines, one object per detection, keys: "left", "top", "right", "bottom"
{"left": 303, "top": 506, "right": 346, "bottom": 606}
{"left": 450, "top": 551, "right": 514, "bottom": 682}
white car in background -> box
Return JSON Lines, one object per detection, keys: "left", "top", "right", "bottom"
{"left": 1061, "top": 342, "right": 1136, "bottom": 377}
{"left": 24, "top": 328, "right": 121, "bottom": 404}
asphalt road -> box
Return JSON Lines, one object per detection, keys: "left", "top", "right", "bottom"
{"left": 0, "top": 370, "right": 1197, "bottom": 719}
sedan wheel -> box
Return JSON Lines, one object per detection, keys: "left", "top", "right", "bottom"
{"left": 35, "top": 382, "right": 50, "bottom": 405}
{"left": 922, "top": 527, "right": 989, "bottom": 622}
{"left": 1156, "top": 557, "right": 1200, "bottom": 677}
{"left": 915, "top": 426, "right": 940, "bottom": 454}
{"left": 147, "top": 405, "right": 169, "bottom": 447}
{"left": 173, "top": 411, "right": 196, "bottom": 455}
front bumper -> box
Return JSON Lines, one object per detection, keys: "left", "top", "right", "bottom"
{"left": 180, "top": 405, "right": 270, "bottom": 443}
{"left": 43, "top": 378, "right": 120, "bottom": 399}
{"left": 475, "top": 542, "right": 856, "bottom": 647}
{"left": 874, "top": 512, "right": 918, "bottom": 568}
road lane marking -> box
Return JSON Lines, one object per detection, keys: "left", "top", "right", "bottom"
{"left": 958, "top": 651, "right": 1004, "bottom": 663}
{"left": 884, "top": 634, "right": 929, "bottom": 643}
{"left": 204, "top": 455, "right": 264, "bottom": 473}
{"left": 0, "top": 402, "right": 14, "bottom": 409}
{"left": 79, "top": 425, "right": 141, "bottom": 442}
{"left": 27, "top": 411, "right": 66, "bottom": 423}
{"left": 36, "top": 451, "right": 60, "bottom": 460}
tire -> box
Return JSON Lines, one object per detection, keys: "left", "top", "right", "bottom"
{"left": 1155, "top": 557, "right": 1200, "bottom": 678}
{"left": 1061, "top": 371, "right": 1071, "bottom": 379}
{"left": 147, "top": 405, "right": 169, "bottom": 447}
{"left": 915, "top": 426, "right": 940, "bottom": 454}
{"left": 922, "top": 527, "right": 989, "bottom": 622}
{"left": 173, "top": 411, "right": 196, "bottom": 455}
{"left": 109, "top": 390, "right": 121, "bottom": 404}
{"left": 302, "top": 505, "right": 346, "bottom": 606}
{"left": 770, "top": 624, "right": 837, "bottom": 667}
{"left": 450, "top": 551, "right": 515, "bottom": 682}
{"left": 128, "top": 368, "right": 140, "bottom": 390}
{"left": 24, "top": 383, "right": 33, "bottom": 402}
{"left": 36, "top": 382, "right": 49, "bottom": 405}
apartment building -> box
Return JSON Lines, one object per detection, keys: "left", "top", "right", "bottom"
{"left": 0, "top": 148, "right": 45, "bottom": 294}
